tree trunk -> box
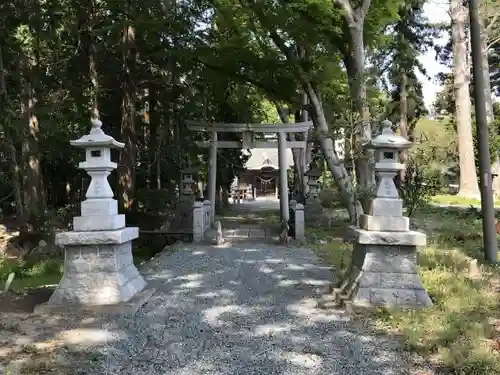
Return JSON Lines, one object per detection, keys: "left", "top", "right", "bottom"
{"left": 87, "top": 0, "right": 99, "bottom": 120}
{"left": 118, "top": 23, "right": 137, "bottom": 211}
{"left": 276, "top": 103, "right": 307, "bottom": 201}
{"left": 299, "top": 91, "right": 311, "bottom": 198}
{"left": 19, "top": 54, "right": 47, "bottom": 233}
{"left": 398, "top": 71, "right": 409, "bottom": 183}
{"left": 348, "top": 25, "right": 375, "bottom": 210}
{"left": 148, "top": 84, "right": 159, "bottom": 189}
{"left": 480, "top": 16, "right": 500, "bottom": 193}
{"left": 0, "top": 44, "right": 24, "bottom": 218}
{"left": 335, "top": 0, "right": 375, "bottom": 210}
{"left": 451, "top": 0, "right": 480, "bottom": 197}
{"left": 304, "top": 82, "right": 362, "bottom": 222}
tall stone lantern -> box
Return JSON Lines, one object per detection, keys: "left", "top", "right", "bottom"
{"left": 36, "top": 119, "right": 153, "bottom": 314}
{"left": 305, "top": 161, "right": 322, "bottom": 204}
{"left": 338, "top": 120, "right": 432, "bottom": 308}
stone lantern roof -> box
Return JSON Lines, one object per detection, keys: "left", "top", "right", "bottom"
{"left": 181, "top": 166, "right": 200, "bottom": 174}
{"left": 364, "top": 120, "right": 411, "bottom": 150}
{"left": 304, "top": 161, "right": 322, "bottom": 178}
{"left": 70, "top": 119, "right": 124, "bottom": 149}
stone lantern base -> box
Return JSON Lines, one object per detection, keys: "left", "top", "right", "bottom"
{"left": 35, "top": 227, "right": 154, "bottom": 314}
{"left": 304, "top": 198, "right": 323, "bottom": 216}
{"left": 336, "top": 226, "right": 432, "bottom": 309}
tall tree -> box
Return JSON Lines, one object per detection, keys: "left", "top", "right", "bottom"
{"left": 451, "top": 0, "right": 480, "bottom": 197}
{"left": 383, "top": 0, "right": 433, "bottom": 165}
{"left": 118, "top": 14, "right": 138, "bottom": 211}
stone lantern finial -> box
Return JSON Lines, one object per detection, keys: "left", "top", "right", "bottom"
{"left": 90, "top": 118, "right": 103, "bottom": 132}
{"left": 381, "top": 119, "right": 392, "bottom": 133}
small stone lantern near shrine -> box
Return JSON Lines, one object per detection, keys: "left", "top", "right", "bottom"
{"left": 305, "top": 161, "right": 322, "bottom": 204}
{"left": 180, "top": 166, "right": 198, "bottom": 202}
{"left": 35, "top": 119, "right": 153, "bottom": 314}
{"left": 338, "top": 119, "right": 432, "bottom": 309}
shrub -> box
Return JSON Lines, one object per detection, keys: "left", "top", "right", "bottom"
{"left": 318, "top": 186, "right": 341, "bottom": 209}
{"left": 398, "top": 156, "right": 440, "bottom": 216}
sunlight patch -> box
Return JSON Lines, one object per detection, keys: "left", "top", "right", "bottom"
{"left": 173, "top": 273, "right": 204, "bottom": 281}
{"left": 196, "top": 289, "right": 234, "bottom": 298}
{"left": 278, "top": 279, "right": 299, "bottom": 287}
{"left": 286, "top": 264, "right": 306, "bottom": 271}
{"left": 300, "top": 278, "right": 331, "bottom": 286}
{"left": 203, "top": 304, "right": 253, "bottom": 326}
{"left": 178, "top": 280, "right": 203, "bottom": 289}
{"left": 253, "top": 323, "right": 293, "bottom": 336}
{"left": 283, "top": 351, "right": 323, "bottom": 368}
{"left": 57, "top": 328, "right": 119, "bottom": 345}
{"left": 259, "top": 265, "right": 274, "bottom": 274}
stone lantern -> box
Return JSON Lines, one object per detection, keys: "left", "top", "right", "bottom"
{"left": 35, "top": 119, "right": 153, "bottom": 314}
{"left": 305, "top": 161, "right": 322, "bottom": 204}
{"left": 362, "top": 119, "right": 412, "bottom": 224}
{"left": 338, "top": 119, "right": 432, "bottom": 309}
{"left": 180, "top": 166, "right": 198, "bottom": 201}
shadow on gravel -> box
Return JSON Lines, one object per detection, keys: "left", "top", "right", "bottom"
{"left": 89, "top": 243, "right": 408, "bottom": 375}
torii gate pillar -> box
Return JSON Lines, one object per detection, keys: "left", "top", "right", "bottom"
{"left": 277, "top": 130, "right": 289, "bottom": 222}
{"left": 208, "top": 131, "right": 217, "bottom": 223}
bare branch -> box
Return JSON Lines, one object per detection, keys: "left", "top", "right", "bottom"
{"left": 487, "top": 35, "right": 500, "bottom": 50}
{"left": 483, "top": 13, "right": 499, "bottom": 36}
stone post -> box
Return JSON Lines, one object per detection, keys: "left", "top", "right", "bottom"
{"left": 339, "top": 120, "right": 432, "bottom": 309}
{"left": 35, "top": 119, "right": 153, "bottom": 314}
{"left": 203, "top": 200, "right": 211, "bottom": 228}
{"left": 294, "top": 203, "right": 305, "bottom": 240}
{"left": 193, "top": 201, "right": 204, "bottom": 242}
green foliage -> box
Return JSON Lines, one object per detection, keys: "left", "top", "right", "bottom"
{"left": 472, "top": 110, "right": 500, "bottom": 170}
{"left": 381, "top": 0, "right": 436, "bottom": 134}
{"left": 0, "top": 256, "right": 62, "bottom": 281}
{"left": 318, "top": 186, "right": 341, "bottom": 209}
{"left": 398, "top": 153, "right": 440, "bottom": 216}
{"left": 311, "top": 204, "right": 500, "bottom": 375}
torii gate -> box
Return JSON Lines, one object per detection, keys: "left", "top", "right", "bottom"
{"left": 187, "top": 121, "right": 313, "bottom": 224}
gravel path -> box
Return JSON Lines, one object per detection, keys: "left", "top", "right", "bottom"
{"left": 90, "top": 242, "right": 410, "bottom": 375}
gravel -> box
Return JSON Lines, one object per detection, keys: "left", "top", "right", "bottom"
{"left": 88, "top": 243, "right": 411, "bottom": 375}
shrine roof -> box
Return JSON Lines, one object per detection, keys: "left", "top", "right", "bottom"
{"left": 244, "top": 148, "right": 294, "bottom": 170}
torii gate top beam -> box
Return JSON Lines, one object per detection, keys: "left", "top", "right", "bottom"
{"left": 186, "top": 120, "right": 313, "bottom": 133}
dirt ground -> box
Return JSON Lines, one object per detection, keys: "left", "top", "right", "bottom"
{"left": 0, "top": 292, "right": 107, "bottom": 374}
{"left": 0, "top": 219, "right": 106, "bottom": 374}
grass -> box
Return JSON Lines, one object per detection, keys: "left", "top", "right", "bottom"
{"left": 0, "top": 257, "right": 63, "bottom": 291}
{"left": 431, "top": 194, "right": 500, "bottom": 207}
{"left": 0, "top": 242, "right": 167, "bottom": 293}
{"left": 310, "top": 205, "right": 500, "bottom": 375}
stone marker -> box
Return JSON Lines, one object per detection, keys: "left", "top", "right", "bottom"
{"left": 215, "top": 220, "right": 224, "bottom": 245}
{"left": 339, "top": 120, "right": 432, "bottom": 309}
{"left": 35, "top": 119, "right": 154, "bottom": 314}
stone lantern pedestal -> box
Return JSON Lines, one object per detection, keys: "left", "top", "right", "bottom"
{"left": 35, "top": 120, "right": 154, "bottom": 314}
{"left": 338, "top": 120, "right": 432, "bottom": 309}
